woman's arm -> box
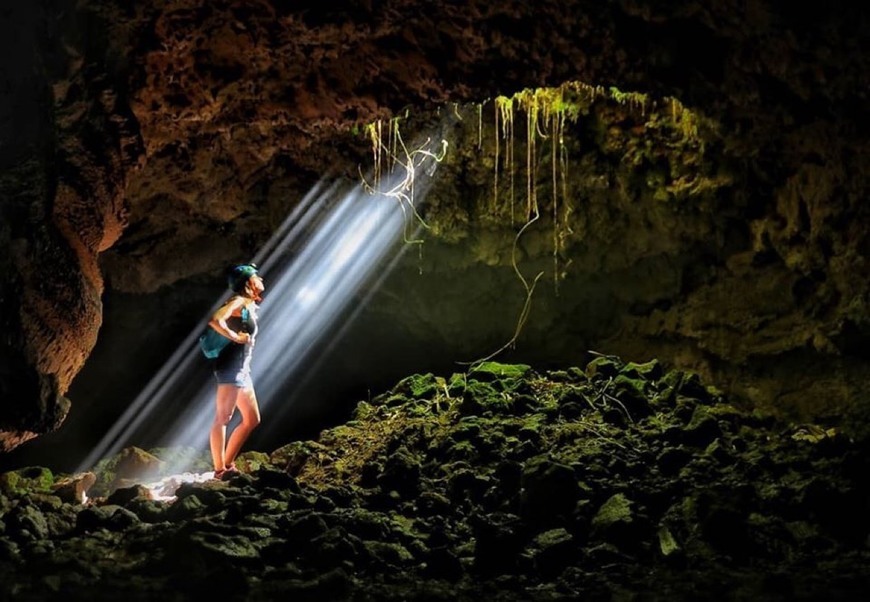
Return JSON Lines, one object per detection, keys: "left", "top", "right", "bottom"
{"left": 208, "top": 296, "right": 251, "bottom": 344}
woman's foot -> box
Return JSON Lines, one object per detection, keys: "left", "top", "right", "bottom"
{"left": 212, "top": 463, "right": 240, "bottom": 480}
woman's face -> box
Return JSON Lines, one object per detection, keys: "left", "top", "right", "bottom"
{"left": 248, "top": 274, "right": 265, "bottom": 300}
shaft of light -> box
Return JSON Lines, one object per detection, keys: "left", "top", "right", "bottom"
{"left": 160, "top": 187, "right": 408, "bottom": 473}
{"left": 76, "top": 179, "right": 331, "bottom": 472}
{"left": 76, "top": 158, "right": 435, "bottom": 476}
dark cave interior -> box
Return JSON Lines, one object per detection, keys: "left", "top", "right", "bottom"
{"left": 0, "top": 1, "right": 869, "bottom": 600}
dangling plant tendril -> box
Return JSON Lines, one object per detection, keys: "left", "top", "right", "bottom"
{"left": 461, "top": 101, "right": 546, "bottom": 370}
{"left": 359, "top": 123, "right": 448, "bottom": 245}
{"left": 461, "top": 214, "right": 545, "bottom": 371}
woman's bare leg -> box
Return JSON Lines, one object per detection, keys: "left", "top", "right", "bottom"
{"left": 224, "top": 386, "right": 261, "bottom": 467}
{"left": 210, "top": 384, "right": 240, "bottom": 472}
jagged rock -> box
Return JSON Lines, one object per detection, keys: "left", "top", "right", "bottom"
{"left": 591, "top": 493, "right": 636, "bottom": 544}
{"left": 104, "top": 484, "right": 152, "bottom": 506}
{"left": 0, "top": 467, "right": 54, "bottom": 497}
{"left": 684, "top": 407, "right": 725, "bottom": 448}
{"left": 2, "top": 2, "right": 869, "bottom": 491}
{"left": 0, "top": 361, "right": 868, "bottom": 599}
{"left": 50, "top": 472, "right": 96, "bottom": 505}
{"left": 523, "top": 527, "right": 577, "bottom": 579}
{"left": 4, "top": 503, "right": 50, "bottom": 541}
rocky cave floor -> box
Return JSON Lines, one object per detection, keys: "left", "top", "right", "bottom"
{"left": 1, "top": 356, "right": 869, "bottom": 601}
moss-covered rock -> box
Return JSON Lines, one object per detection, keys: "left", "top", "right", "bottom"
{"left": 470, "top": 362, "right": 532, "bottom": 381}
{"left": 586, "top": 355, "right": 623, "bottom": 379}
{"left": 2, "top": 355, "right": 870, "bottom": 599}
{"left": 392, "top": 373, "right": 439, "bottom": 400}
{"left": 621, "top": 359, "right": 663, "bottom": 381}
{"left": 89, "top": 447, "right": 166, "bottom": 497}
{"left": 460, "top": 380, "right": 508, "bottom": 415}
{"left": 0, "top": 466, "right": 54, "bottom": 497}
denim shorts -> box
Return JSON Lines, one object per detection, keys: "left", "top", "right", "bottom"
{"left": 212, "top": 343, "right": 253, "bottom": 388}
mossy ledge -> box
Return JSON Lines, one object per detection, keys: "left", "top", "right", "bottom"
{"left": 1, "top": 357, "right": 869, "bottom": 601}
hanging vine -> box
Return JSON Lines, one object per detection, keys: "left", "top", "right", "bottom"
{"left": 359, "top": 118, "right": 448, "bottom": 246}
{"left": 464, "top": 83, "right": 597, "bottom": 368}
{"left": 357, "top": 81, "right": 708, "bottom": 369}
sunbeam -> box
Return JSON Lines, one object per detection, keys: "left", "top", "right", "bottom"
{"left": 76, "top": 135, "right": 446, "bottom": 487}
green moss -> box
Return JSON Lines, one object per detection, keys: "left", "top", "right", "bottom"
{"left": 393, "top": 373, "right": 438, "bottom": 399}
{"left": 592, "top": 492, "right": 633, "bottom": 528}
{"left": 471, "top": 362, "right": 532, "bottom": 380}
{"left": 613, "top": 374, "right": 648, "bottom": 399}
{"left": 586, "top": 356, "right": 621, "bottom": 379}
{"left": 460, "top": 380, "right": 500, "bottom": 414}
{"left": 0, "top": 466, "right": 54, "bottom": 496}
{"left": 236, "top": 451, "right": 272, "bottom": 473}
{"left": 446, "top": 439, "right": 479, "bottom": 462}
{"left": 622, "top": 359, "right": 663, "bottom": 381}
{"left": 352, "top": 400, "right": 377, "bottom": 420}
{"left": 270, "top": 440, "right": 319, "bottom": 474}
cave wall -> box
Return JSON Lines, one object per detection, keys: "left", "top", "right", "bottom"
{"left": 1, "top": 0, "right": 868, "bottom": 454}
{"left": 0, "top": 4, "right": 142, "bottom": 450}
{"left": 354, "top": 89, "right": 870, "bottom": 426}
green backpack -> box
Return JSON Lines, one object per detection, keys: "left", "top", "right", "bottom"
{"left": 199, "top": 307, "right": 249, "bottom": 359}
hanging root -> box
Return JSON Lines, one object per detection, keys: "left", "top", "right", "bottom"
{"left": 359, "top": 123, "right": 448, "bottom": 245}
{"left": 460, "top": 210, "right": 544, "bottom": 369}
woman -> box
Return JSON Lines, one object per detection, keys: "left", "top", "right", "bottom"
{"left": 207, "top": 263, "right": 265, "bottom": 479}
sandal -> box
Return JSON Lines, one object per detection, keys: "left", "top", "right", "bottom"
{"left": 213, "top": 463, "right": 240, "bottom": 481}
